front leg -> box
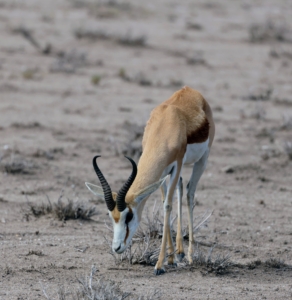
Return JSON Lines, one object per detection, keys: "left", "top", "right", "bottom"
{"left": 155, "top": 160, "right": 182, "bottom": 275}
{"left": 154, "top": 203, "right": 172, "bottom": 275}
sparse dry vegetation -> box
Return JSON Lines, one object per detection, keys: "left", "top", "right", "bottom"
{"left": 12, "top": 26, "right": 51, "bottom": 54}
{"left": 76, "top": 266, "right": 131, "bottom": 300}
{"left": 1, "top": 155, "right": 36, "bottom": 175}
{"left": 188, "top": 244, "right": 233, "bottom": 275}
{"left": 50, "top": 50, "right": 87, "bottom": 73}
{"left": 186, "top": 21, "right": 203, "bottom": 31}
{"left": 74, "top": 27, "right": 110, "bottom": 41}
{"left": 69, "top": 0, "right": 143, "bottom": 20}
{"left": 186, "top": 51, "right": 206, "bottom": 65}
{"left": 279, "top": 114, "right": 292, "bottom": 130}
{"left": 270, "top": 47, "right": 292, "bottom": 59}
{"left": 283, "top": 141, "right": 292, "bottom": 160}
{"left": 243, "top": 86, "right": 273, "bottom": 101}
{"left": 104, "top": 203, "right": 213, "bottom": 269}
{"left": 116, "top": 31, "right": 147, "bottom": 47}
{"left": 120, "top": 121, "right": 144, "bottom": 159}
{"left": 247, "top": 258, "right": 291, "bottom": 270}
{"left": 26, "top": 195, "right": 98, "bottom": 221}
{"left": 251, "top": 102, "right": 267, "bottom": 120}
{"left": 249, "top": 20, "right": 292, "bottom": 43}
{"left": 41, "top": 265, "right": 161, "bottom": 300}
{"left": 1, "top": 0, "right": 292, "bottom": 298}
{"left": 74, "top": 26, "right": 147, "bottom": 47}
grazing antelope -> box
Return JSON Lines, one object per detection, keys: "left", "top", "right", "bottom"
{"left": 86, "top": 86, "right": 215, "bottom": 275}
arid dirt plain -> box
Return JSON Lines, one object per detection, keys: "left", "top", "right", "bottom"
{"left": 0, "top": 0, "right": 292, "bottom": 299}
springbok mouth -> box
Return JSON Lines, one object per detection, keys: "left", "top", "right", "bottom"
{"left": 113, "top": 243, "right": 126, "bottom": 254}
{"left": 115, "top": 249, "right": 124, "bottom": 254}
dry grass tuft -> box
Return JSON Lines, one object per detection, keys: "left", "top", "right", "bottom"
{"left": 135, "top": 204, "right": 164, "bottom": 240}
{"left": 26, "top": 196, "right": 53, "bottom": 217}
{"left": 50, "top": 50, "right": 87, "bottom": 73}
{"left": 26, "top": 195, "right": 98, "bottom": 221}
{"left": 32, "top": 147, "right": 64, "bottom": 160}
{"left": 247, "top": 258, "right": 290, "bottom": 270}
{"left": 190, "top": 244, "right": 233, "bottom": 275}
{"left": 186, "top": 51, "right": 206, "bottom": 65}
{"left": 1, "top": 150, "right": 37, "bottom": 175}
{"left": 270, "top": 47, "right": 292, "bottom": 60}
{"left": 41, "top": 265, "right": 160, "bottom": 299}
{"left": 10, "top": 121, "right": 44, "bottom": 129}
{"left": 12, "top": 26, "right": 51, "bottom": 54}
{"left": 70, "top": 0, "right": 139, "bottom": 20}
{"left": 279, "top": 114, "right": 292, "bottom": 130}
{"left": 104, "top": 234, "right": 161, "bottom": 266}
{"left": 3, "top": 265, "right": 13, "bottom": 276}
{"left": 54, "top": 197, "right": 98, "bottom": 221}
{"left": 117, "top": 31, "right": 147, "bottom": 47}
{"left": 247, "top": 259, "right": 262, "bottom": 270}
{"left": 74, "top": 25, "right": 147, "bottom": 48}
{"left": 274, "top": 98, "right": 292, "bottom": 106}
{"left": 120, "top": 121, "right": 144, "bottom": 160}
{"left": 243, "top": 86, "right": 273, "bottom": 101}
{"left": 182, "top": 210, "right": 212, "bottom": 241}
{"left": 26, "top": 250, "right": 45, "bottom": 256}
{"left": 264, "top": 258, "right": 288, "bottom": 269}
{"left": 105, "top": 203, "right": 212, "bottom": 268}
{"left": 283, "top": 141, "right": 292, "bottom": 160}
{"left": 76, "top": 265, "right": 130, "bottom": 300}
{"left": 250, "top": 102, "right": 267, "bottom": 120}
{"left": 74, "top": 27, "right": 110, "bottom": 40}
{"left": 186, "top": 21, "right": 203, "bottom": 31}
{"left": 249, "top": 20, "right": 292, "bottom": 43}
{"left": 3, "top": 158, "right": 36, "bottom": 175}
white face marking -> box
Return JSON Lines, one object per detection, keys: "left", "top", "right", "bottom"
{"left": 110, "top": 208, "right": 139, "bottom": 254}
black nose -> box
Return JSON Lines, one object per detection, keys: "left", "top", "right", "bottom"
{"left": 114, "top": 245, "right": 121, "bottom": 252}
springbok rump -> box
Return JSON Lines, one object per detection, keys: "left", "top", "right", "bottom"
{"left": 86, "top": 86, "right": 215, "bottom": 275}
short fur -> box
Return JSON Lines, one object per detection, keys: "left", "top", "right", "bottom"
{"left": 87, "top": 86, "right": 215, "bottom": 275}
{"left": 124, "top": 86, "right": 215, "bottom": 273}
{"left": 126, "top": 86, "right": 215, "bottom": 201}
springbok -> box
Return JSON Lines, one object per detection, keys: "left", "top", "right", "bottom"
{"left": 86, "top": 86, "right": 215, "bottom": 275}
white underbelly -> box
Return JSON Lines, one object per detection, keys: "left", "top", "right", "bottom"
{"left": 183, "top": 139, "right": 209, "bottom": 165}
{"left": 161, "top": 139, "right": 209, "bottom": 177}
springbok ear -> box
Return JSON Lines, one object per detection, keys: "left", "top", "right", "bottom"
{"left": 85, "top": 182, "right": 105, "bottom": 199}
{"left": 134, "top": 175, "right": 168, "bottom": 204}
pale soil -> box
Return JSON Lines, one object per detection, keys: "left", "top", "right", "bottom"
{"left": 0, "top": 0, "right": 292, "bottom": 299}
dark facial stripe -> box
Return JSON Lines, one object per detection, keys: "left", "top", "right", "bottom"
{"left": 124, "top": 225, "right": 129, "bottom": 244}
{"left": 187, "top": 117, "right": 209, "bottom": 144}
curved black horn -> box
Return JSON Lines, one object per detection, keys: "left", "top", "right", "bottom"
{"left": 116, "top": 156, "right": 137, "bottom": 212}
{"left": 92, "top": 156, "right": 115, "bottom": 211}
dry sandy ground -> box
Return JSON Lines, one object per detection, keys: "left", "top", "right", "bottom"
{"left": 1, "top": 0, "right": 292, "bottom": 299}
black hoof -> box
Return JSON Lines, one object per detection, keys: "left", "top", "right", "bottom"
{"left": 176, "top": 253, "right": 185, "bottom": 262}
{"left": 154, "top": 268, "right": 165, "bottom": 275}
{"left": 167, "top": 262, "right": 177, "bottom": 267}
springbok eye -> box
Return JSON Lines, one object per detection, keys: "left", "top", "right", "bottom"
{"left": 125, "top": 211, "right": 133, "bottom": 225}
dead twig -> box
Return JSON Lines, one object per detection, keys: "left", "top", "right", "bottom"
{"left": 13, "top": 26, "right": 51, "bottom": 54}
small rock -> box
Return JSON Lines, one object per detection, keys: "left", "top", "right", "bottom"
{"left": 222, "top": 166, "right": 234, "bottom": 173}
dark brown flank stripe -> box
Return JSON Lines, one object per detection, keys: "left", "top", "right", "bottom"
{"left": 187, "top": 117, "right": 209, "bottom": 144}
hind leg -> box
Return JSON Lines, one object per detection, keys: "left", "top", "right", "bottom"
{"left": 186, "top": 150, "right": 209, "bottom": 263}
{"left": 175, "top": 177, "right": 185, "bottom": 262}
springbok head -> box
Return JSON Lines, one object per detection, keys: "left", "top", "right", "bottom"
{"left": 85, "top": 156, "right": 166, "bottom": 254}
